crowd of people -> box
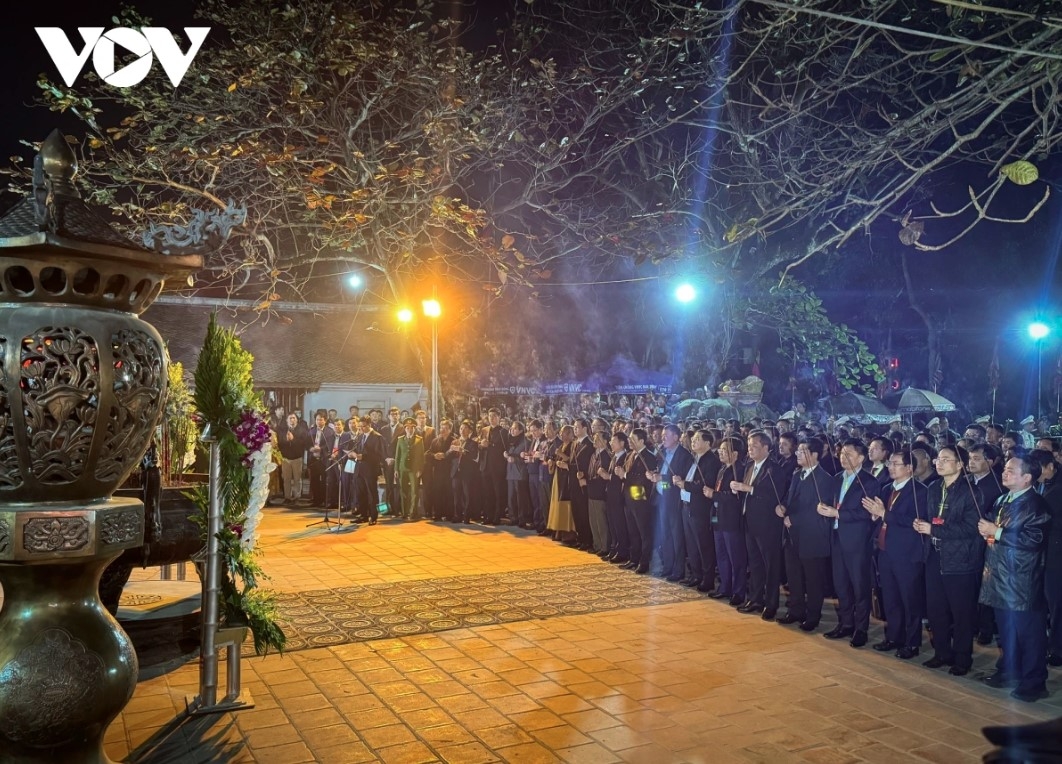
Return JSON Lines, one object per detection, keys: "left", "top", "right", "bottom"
{"left": 270, "top": 399, "right": 1062, "bottom": 704}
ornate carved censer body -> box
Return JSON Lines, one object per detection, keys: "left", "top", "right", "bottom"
{"left": 0, "top": 131, "right": 200, "bottom": 764}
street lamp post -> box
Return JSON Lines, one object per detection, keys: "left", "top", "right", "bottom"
{"left": 1029, "top": 321, "right": 1050, "bottom": 419}
{"left": 423, "top": 297, "right": 441, "bottom": 427}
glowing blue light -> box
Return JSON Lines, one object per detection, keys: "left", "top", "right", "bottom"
{"left": 347, "top": 274, "right": 363, "bottom": 289}
{"left": 675, "top": 283, "right": 696, "bottom": 303}
{"left": 1029, "top": 322, "right": 1050, "bottom": 340}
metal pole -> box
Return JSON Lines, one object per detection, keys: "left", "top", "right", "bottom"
{"left": 227, "top": 642, "right": 241, "bottom": 698}
{"left": 199, "top": 437, "right": 221, "bottom": 707}
{"left": 1038, "top": 343, "right": 1043, "bottom": 420}
{"left": 432, "top": 321, "right": 439, "bottom": 428}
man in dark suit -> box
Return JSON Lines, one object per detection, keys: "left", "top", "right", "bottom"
{"left": 979, "top": 454, "right": 1051, "bottom": 701}
{"left": 673, "top": 428, "right": 720, "bottom": 591}
{"left": 426, "top": 419, "right": 455, "bottom": 521}
{"left": 380, "top": 407, "right": 402, "bottom": 516}
{"left": 306, "top": 411, "right": 336, "bottom": 508}
{"left": 731, "top": 430, "right": 785, "bottom": 618}
{"left": 775, "top": 433, "right": 799, "bottom": 485}
{"left": 616, "top": 428, "right": 658, "bottom": 574}
{"left": 779, "top": 436, "right": 834, "bottom": 631}
{"left": 651, "top": 423, "right": 694, "bottom": 581}
{"left": 862, "top": 450, "right": 929, "bottom": 659}
{"left": 867, "top": 437, "right": 895, "bottom": 488}
{"left": 450, "top": 419, "right": 481, "bottom": 523}
{"left": 480, "top": 408, "right": 509, "bottom": 524}
{"left": 969, "top": 443, "right": 1005, "bottom": 645}
{"left": 820, "top": 438, "right": 881, "bottom": 647}
{"left": 352, "top": 416, "right": 385, "bottom": 524}
{"left": 603, "top": 431, "right": 631, "bottom": 564}
{"left": 570, "top": 419, "right": 596, "bottom": 549}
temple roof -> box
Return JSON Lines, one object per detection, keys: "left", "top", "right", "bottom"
{"left": 143, "top": 302, "right": 424, "bottom": 389}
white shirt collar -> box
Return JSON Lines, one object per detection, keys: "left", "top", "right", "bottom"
{"left": 892, "top": 478, "right": 911, "bottom": 491}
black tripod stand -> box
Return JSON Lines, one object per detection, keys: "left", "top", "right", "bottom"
{"left": 306, "top": 459, "right": 344, "bottom": 530}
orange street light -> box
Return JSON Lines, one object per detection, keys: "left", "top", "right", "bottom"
{"left": 397, "top": 308, "right": 414, "bottom": 323}
{"left": 422, "top": 298, "right": 441, "bottom": 318}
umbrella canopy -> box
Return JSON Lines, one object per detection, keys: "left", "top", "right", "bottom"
{"left": 823, "top": 392, "right": 894, "bottom": 424}
{"left": 672, "top": 398, "right": 738, "bottom": 421}
{"left": 734, "top": 402, "right": 779, "bottom": 422}
{"left": 892, "top": 387, "right": 957, "bottom": 414}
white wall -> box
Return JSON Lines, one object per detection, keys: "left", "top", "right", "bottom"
{"left": 302, "top": 383, "right": 426, "bottom": 420}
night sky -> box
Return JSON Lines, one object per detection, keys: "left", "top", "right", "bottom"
{"left": 3, "top": 2, "right": 1060, "bottom": 422}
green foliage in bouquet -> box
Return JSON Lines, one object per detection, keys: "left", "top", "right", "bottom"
{"left": 164, "top": 361, "right": 198, "bottom": 484}
{"left": 191, "top": 313, "right": 285, "bottom": 655}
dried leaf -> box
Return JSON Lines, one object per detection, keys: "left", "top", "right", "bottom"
{"left": 1001, "top": 160, "right": 1038, "bottom": 186}
{"left": 501, "top": 234, "right": 515, "bottom": 249}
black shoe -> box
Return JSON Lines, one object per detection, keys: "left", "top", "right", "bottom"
{"left": 680, "top": 579, "right": 699, "bottom": 588}
{"left": 536, "top": 529, "right": 550, "bottom": 535}
{"left": 982, "top": 672, "right": 1019, "bottom": 689}
{"left": 635, "top": 566, "right": 650, "bottom": 575}
{"left": 849, "top": 631, "right": 868, "bottom": 648}
{"left": 761, "top": 609, "right": 777, "bottom": 621}
{"left": 707, "top": 590, "right": 729, "bottom": 599}
{"left": 873, "top": 640, "right": 900, "bottom": 652}
{"left": 665, "top": 575, "right": 683, "bottom": 583}
{"left": 895, "top": 647, "right": 919, "bottom": 660}
{"left": 368, "top": 519, "right": 377, "bottom": 525}
{"left": 610, "top": 557, "right": 630, "bottom": 565}
{"left": 976, "top": 633, "right": 993, "bottom": 646}
{"left": 728, "top": 595, "right": 745, "bottom": 607}
{"left": 621, "top": 561, "right": 638, "bottom": 570}
{"left": 923, "top": 656, "right": 951, "bottom": 669}
{"left": 1049, "top": 654, "right": 1062, "bottom": 667}
{"left": 799, "top": 621, "right": 819, "bottom": 632}
{"left": 948, "top": 666, "right": 969, "bottom": 676}
{"left": 1011, "top": 687, "right": 1050, "bottom": 703}
{"left": 737, "top": 601, "right": 764, "bottom": 614}
{"left": 823, "top": 626, "right": 854, "bottom": 640}
{"left": 776, "top": 613, "right": 802, "bottom": 625}
{"left": 696, "top": 583, "right": 715, "bottom": 593}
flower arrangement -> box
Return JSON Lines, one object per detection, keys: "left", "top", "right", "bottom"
{"left": 191, "top": 313, "right": 285, "bottom": 655}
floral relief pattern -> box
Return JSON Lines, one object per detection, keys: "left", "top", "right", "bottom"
{"left": 0, "top": 336, "right": 21, "bottom": 490}
{"left": 99, "top": 508, "right": 142, "bottom": 546}
{"left": 0, "top": 629, "right": 105, "bottom": 745}
{"left": 20, "top": 328, "right": 99, "bottom": 485}
{"left": 95, "top": 329, "right": 164, "bottom": 482}
{"left": 22, "top": 517, "right": 90, "bottom": 554}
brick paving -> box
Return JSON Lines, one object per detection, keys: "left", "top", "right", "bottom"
{"left": 106, "top": 505, "right": 1062, "bottom": 763}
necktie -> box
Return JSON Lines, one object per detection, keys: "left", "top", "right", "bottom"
{"left": 876, "top": 489, "right": 899, "bottom": 550}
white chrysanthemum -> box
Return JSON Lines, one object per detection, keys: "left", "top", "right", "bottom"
{"left": 241, "top": 442, "right": 275, "bottom": 550}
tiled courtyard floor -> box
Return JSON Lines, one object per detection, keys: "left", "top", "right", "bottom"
{"left": 106, "top": 504, "right": 1062, "bottom": 763}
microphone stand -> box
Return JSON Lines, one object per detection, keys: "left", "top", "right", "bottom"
{"left": 306, "top": 457, "right": 347, "bottom": 531}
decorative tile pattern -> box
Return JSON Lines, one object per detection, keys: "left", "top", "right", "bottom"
{"left": 260, "top": 565, "right": 706, "bottom": 654}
